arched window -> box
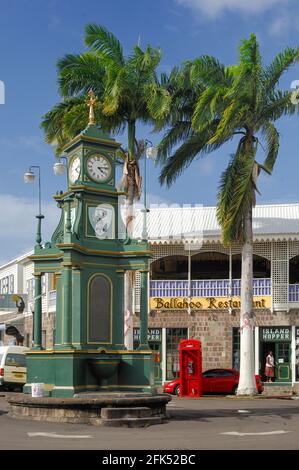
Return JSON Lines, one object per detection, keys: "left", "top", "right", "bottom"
{"left": 151, "top": 255, "right": 188, "bottom": 280}
{"left": 232, "top": 254, "right": 270, "bottom": 279}
{"left": 290, "top": 255, "right": 299, "bottom": 284}
{"left": 191, "top": 252, "right": 229, "bottom": 279}
{"left": 88, "top": 275, "right": 111, "bottom": 343}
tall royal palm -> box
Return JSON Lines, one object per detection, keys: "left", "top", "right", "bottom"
{"left": 158, "top": 35, "right": 299, "bottom": 395}
{"left": 42, "top": 24, "right": 166, "bottom": 216}
{"left": 41, "top": 24, "right": 167, "bottom": 349}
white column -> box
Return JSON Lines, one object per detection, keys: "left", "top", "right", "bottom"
{"left": 292, "top": 326, "right": 296, "bottom": 384}
{"left": 188, "top": 249, "right": 191, "bottom": 315}
{"left": 255, "top": 326, "right": 259, "bottom": 375}
{"left": 229, "top": 246, "right": 232, "bottom": 314}
{"left": 162, "top": 327, "right": 167, "bottom": 383}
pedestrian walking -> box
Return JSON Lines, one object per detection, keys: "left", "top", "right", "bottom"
{"left": 265, "top": 351, "right": 275, "bottom": 383}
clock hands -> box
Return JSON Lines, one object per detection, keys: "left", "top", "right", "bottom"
{"left": 97, "top": 166, "right": 109, "bottom": 175}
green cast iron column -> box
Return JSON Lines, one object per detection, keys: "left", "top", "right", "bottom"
{"left": 71, "top": 267, "right": 84, "bottom": 348}
{"left": 115, "top": 270, "right": 125, "bottom": 349}
{"left": 33, "top": 273, "right": 42, "bottom": 350}
{"left": 53, "top": 272, "right": 62, "bottom": 348}
{"left": 62, "top": 265, "right": 72, "bottom": 347}
{"left": 138, "top": 270, "right": 150, "bottom": 350}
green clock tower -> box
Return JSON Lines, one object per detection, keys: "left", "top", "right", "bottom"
{"left": 24, "top": 93, "right": 154, "bottom": 397}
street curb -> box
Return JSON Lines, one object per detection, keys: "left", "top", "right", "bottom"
{"left": 174, "top": 395, "right": 296, "bottom": 400}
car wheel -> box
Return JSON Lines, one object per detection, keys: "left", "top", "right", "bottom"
{"left": 174, "top": 384, "right": 180, "bottom": 396}
{"left": 232, "top": 385, "right": 238, "bottom": 395}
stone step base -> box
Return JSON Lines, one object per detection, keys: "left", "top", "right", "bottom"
{"left": 262, "top": 385, "right": 293, "bottom": 396}
{"left": 101, "top": 407, "right": 152, "bottom": 419}
{"left": 96, "top": 416, "right": 164, "bottom": 428}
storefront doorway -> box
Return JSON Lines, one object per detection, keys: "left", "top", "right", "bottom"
{"left": 133, "top": 328, "right": 162, "bottom": 384}
{"left": 166, "top": 328, "right": 188, "bottom": 381}
{"left": 260, "top": 328, "right": 291, "bottom": 382}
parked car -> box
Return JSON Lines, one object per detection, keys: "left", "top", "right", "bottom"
{"left": 0, "top": 345, "right": 29, "bottom": 391}
{"left": 164, "top": 368, "right": 264, "bottom": 396}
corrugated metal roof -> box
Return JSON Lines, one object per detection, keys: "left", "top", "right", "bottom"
{"left": 133, "top": 203, "right": 299, "bottom": 243}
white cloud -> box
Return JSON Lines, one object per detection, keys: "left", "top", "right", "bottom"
{"left": 175, "top": 0, "right": 290, "bottom": 18}
{"left": 0, "top": 194, "right": 59, "bottom": 264}
{"left": 268, "top": 15, "right": 289, "bottom": 35}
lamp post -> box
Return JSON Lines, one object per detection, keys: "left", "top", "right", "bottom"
{"left": 24, "top": 165, "right": 44, "bottom": 349}
{"left": 24, "top": 166, "right": 44, "bottom": 247}
{"left": 53, "top": 156, "right": 68, "bottom": 186}
{"left": 142, "top": 140, "right": 157, "bottom": 241}
{"left": 138, "top": 141, "right": 157, "bottom": 351}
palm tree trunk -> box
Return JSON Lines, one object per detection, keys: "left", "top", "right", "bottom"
{"left": 124, "top": 120, "right": 137, "bottom": 350}
{"left": 237, "top": 206, "right": 257, "bottom": 395}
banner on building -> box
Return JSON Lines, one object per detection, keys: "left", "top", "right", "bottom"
{"left": 150, "top": 296, "right": 271, "bottom": 310}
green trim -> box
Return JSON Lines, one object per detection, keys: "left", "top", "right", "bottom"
{"left": 26, "top": 349, "right": 153, "bottom": 355}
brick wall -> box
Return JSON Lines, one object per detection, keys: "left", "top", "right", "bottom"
{"left": 24, "top": 313, "right": 55, "bottom": 349}
{"left": 134, "top": 308, "right": 299, "bottom": 371}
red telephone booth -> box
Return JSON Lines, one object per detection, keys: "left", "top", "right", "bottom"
{"left": 179, "top": 339, "right": 202, "bottom": 397}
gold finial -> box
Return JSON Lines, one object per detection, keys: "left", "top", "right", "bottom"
{"left": 87, "top": 90, "right": 97, "bottom": 125}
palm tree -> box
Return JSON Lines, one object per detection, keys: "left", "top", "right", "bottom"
{"left": 42, "top": 25, "right": 166, "bottom": 214}
{"left": 41, "top": 24, "right": 168, "bottom": 349}
{"left": 158, "top": 34, "right": 299, "bottom": 395}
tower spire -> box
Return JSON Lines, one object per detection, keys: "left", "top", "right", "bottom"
{"left": 87, "top": 89, "right": 97, "bottom": 125}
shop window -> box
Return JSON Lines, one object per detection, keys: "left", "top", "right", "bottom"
{"left": 166, "top": 328, "right": 188, "bottom": 380}
{"left": 42, "top": 330, "right": 46, "bottom": 349}
{"left": 26, "top": 278, "right": 35, "bottom": 301}
{"left": 232, "top": 327, "right": 255, "bottom": 372}
{"left": 296, "top": 327, "right": 299, "bottom": 382}
{"left": 0, "top": 275, "right": 14, "bottom": 294}
{"left": 232, "top": 327, "right": 240, "bottom": 371}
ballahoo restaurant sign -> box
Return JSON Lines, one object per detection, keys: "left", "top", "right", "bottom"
{"left": 150, "top": 296, "right": 272, "bottom": 310}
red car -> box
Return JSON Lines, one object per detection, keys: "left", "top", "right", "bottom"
{"left": 164, "top": 368, "right": 264, "bottom": 396}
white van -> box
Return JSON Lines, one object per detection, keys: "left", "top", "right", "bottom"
{"left": 0, "top": 346, "right": 29, "bottom": 390}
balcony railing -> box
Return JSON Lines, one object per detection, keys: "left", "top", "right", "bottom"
{"left": 289, "top": 284, "right": 299, "bottom": 302}
{"left": 150, "top": 278, "right": 272, "bottom": 298}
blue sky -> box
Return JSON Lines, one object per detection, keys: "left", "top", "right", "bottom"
{"left": 1, "top": 0, "right": 299, "bottom": 262}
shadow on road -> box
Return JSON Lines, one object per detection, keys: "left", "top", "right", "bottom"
{"left": 167, "top": 406, "right": 299, "bottom": 422}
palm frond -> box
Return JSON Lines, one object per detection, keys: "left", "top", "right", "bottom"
{"left": 159, "top": 120, "right": 226, "bottom": 186}
{"left": 57, "top": 52, "right": 105, "bottom": 98}
{"left": 84, "top": 23, "right": 124, "bottom": 66}
{"left": 261, "top": 122, "right": 279, "bottom": 173}
{"left": 262, "top": 47, "right": 299, "bottom": 92}
{"left": 190, "top": 55, "right": 229, "bottom": 88}
{"left": 217, "top": 143, "right": 257, "bottom": 244}
{"left": 156, "top": 121, "right": 191, "bottom": 164}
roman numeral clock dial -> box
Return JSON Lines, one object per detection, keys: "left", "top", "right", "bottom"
{"left": 87, "top": 154, "right": 112, "bottom": 182}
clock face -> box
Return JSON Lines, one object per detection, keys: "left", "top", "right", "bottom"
{"left": 87, "top": 154, "right": 111, "bottom": 182}
{"left": 69, "top": 156, "right": 81, "bottom": 183}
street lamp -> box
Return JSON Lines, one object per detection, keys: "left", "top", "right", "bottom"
{"left": 142, "top": 140, "right": 158, "bottom": 241}
{"left": 23, "top": 165, "right": 44, "bottom": 247}
{"left": 53, "top": 156, "right": 68, "bottom": 186}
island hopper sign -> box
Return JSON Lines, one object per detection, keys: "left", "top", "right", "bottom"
{"left": 150, "top": 296, "right": 272, "bottom": 310}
